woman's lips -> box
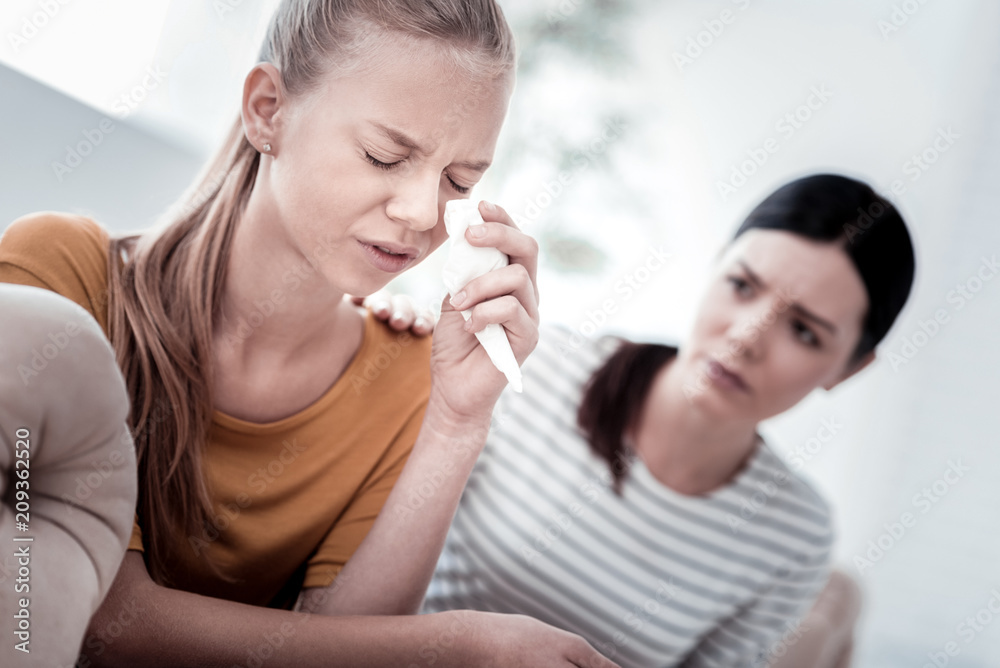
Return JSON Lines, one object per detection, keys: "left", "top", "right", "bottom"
{"left": 706, "top": 359, "right": 750, "bottom": 393}
{"left": 358, "top": 241, "right": 417, "bottom": 273}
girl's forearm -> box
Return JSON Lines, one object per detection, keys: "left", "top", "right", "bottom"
{"left": 300, "top": 398, "right": 492, "bottom": 616}
{"left": 87, "top": 554, "right": 480, "bottom": 668}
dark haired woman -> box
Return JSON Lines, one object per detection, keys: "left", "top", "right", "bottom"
{"left": 422, "top": 174, "right": 916, "bottom": 667}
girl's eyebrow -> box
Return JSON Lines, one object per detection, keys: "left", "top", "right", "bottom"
{"left": 372, "top": 122, "right": 422, "bottom": 151}
{"left": 455, "top": 159, "right": 491, "bottom": 173}
{"left": 369, "top": 122, "right": 492, "bottom": 172}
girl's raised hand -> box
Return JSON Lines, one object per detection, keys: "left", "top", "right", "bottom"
{"left": 430, "top": 200, "right": 539, "bottom": 424}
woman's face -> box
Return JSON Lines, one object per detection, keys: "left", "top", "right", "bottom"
{"left": 249, "top": 38, "right": 512, "bottom": 297}
{"left": 676, "top": 228, "right": 872, "bottom": 422}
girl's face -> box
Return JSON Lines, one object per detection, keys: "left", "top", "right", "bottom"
{"left": 676, "top": 229, "right": 873, "bottom": 422}
{"left": 250, "top": 38, "right": 512, "bottom": 297}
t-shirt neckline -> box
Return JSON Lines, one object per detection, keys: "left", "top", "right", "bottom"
{"left": 628, "top": 433, "right": 767, "bottom": 502}
{"left": 212, "top": 309, "right": 373, "bottom": 434}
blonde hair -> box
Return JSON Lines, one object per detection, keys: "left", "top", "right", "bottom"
{"left": 107, "top": 0, "right": 515, "bottom": 586}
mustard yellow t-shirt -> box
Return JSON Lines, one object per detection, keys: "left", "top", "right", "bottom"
{"left": 0, "top": 212, "right": 432, "bottom": 608}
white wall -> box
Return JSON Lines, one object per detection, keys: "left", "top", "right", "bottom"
{"left": 0, "top": 63, "right": 203, "bottom": 232}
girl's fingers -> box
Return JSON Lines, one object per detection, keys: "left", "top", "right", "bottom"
{"left": 449, "top": 262, "right": 538, "bottom": 322}
{"left": 567, "top": 639, "right": 620, "bottom": 668}
{"left": 462, "top": 295, "right": 538, "bottom": 361}
{"left": 470, "top": 201, "right": 540, "bottom": 303}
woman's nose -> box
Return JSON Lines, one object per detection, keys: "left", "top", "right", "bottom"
{"left": 726, "top": 303, "right": 773, "bottom": 361}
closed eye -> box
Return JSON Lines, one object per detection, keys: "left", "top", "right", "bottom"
{"left": 367, "top": 151, "right": 470, "bottom": 195}
{"left": 365, "top": 152, "right": 403, "bottom": 170}
{"left": 445, "top": 174, "right": 470, "bottom": 195}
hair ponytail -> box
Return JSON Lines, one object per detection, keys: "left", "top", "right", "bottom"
{"left": 107, "top": 118, "right": 258, "bottom": 584}
{"left": 578, "top": 341, "right": 676, "bottom": 494}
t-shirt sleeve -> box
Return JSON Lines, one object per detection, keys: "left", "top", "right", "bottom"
{"left": 127, "top": 517, "right": 145, "bottom": 551}
{"left": 300, "top": 403, "right": 428, "bottom": 589}
{"left": 680, "top": 547, "right": 832, "bottom": 668}
{"left": 0, "top": 212, "right": 113, "bottom": 335}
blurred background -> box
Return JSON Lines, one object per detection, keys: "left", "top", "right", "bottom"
{"left": 1, "top": 0, "right": 998, "bottom": 665}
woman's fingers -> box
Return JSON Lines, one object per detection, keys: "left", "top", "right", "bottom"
{"left": 362, "top": 290, "right": 393, "bottom": 320}
{"left": 449, "top": 262, "right": 538, "bottom": 322}
{"left": 386, "top": 294, "right": 418, "bottom": 331}
{"left": 357, "top": 291, "right": 436, "bottom": 335}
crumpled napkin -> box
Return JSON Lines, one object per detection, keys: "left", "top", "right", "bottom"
{"left": 441, "top": 199, "right": 523, "bottom": 393}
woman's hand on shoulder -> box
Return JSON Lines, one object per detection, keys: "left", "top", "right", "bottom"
{"left": 348, "top": 291, "right": 436, "bottom": 336}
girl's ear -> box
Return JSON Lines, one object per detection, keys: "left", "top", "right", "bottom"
{"left": 823, "top": 349, "right": 876, "bottom": 391}
{"left": 241, "top": 63, "right": 285, "bottom": 153}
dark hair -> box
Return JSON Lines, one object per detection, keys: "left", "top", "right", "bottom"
{"left": 577, "top": 342, "right": 677, "bottom": 494}
{"left": 733, "top": 173, "right": 915, "bottom": 362}
{"left": 579, "top": 174, "right": 916, "bottom": 491}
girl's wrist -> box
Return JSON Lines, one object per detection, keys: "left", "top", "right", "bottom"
{"left": 425, "top": 386, "right": 495, "bottom": 434}
{"left": 416, "top": 391, "right": 494, "bottom": 463}
{"left": 432, "top": 610, "right": 486, "bottom": 667}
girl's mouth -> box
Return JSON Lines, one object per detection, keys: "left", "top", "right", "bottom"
{"left": 359, "top": 241, "right": 416, "bottom": 273}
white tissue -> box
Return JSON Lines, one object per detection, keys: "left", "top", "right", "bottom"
{"left": 442, "top": 200, "right": 523, "bottom": 393}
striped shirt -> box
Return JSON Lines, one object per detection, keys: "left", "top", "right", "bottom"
{"left": 422, "top": 327, "right": 833, "bottom": 668}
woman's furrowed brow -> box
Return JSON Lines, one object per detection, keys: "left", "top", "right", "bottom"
{"left": 738, "top": 259, "right": 837, "bottom": 333}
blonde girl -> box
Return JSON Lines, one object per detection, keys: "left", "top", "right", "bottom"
{"left": 0, "top": 1, "right": 617, "bottom": 666}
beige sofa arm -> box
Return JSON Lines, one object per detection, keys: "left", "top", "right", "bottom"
{"left": 0, "top": 284, "right": 137, "bottom": 666}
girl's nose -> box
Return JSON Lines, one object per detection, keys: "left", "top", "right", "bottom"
{"left": 384, "top": 170, "right": 440, "bottom": 232}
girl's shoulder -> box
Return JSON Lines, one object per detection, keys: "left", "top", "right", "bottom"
{"left": 0, "top": 212, "right": 112, "bottom": 334}
{"left": 2, "top": 210, "right": 109, "bottom": 251}
{"left": 1, "top": 211, "right": 111, "bottom": 276}
{"left": 350, "top": 311, "right": 434, "bottom": 393}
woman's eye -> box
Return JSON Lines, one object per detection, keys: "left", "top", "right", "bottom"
{"left": 365, "top": 152, "right": 403, "bottom": 170}
{"left": 445, "top": 174, "right": 470, "bottom": 195}
{"left": 728, "top": 276, "right": 752, "bottom": 297}
{"left": 793, "top": 321, "right": 820, "bottom": 347}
